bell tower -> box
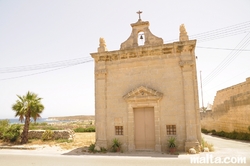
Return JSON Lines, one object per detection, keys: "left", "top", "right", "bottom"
{"left": 120, "top": 11, "right": 163, "bottom": 50}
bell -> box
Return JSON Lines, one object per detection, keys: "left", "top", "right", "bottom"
{"left": 140, "top": 35, "right": 143, "bottom": 40}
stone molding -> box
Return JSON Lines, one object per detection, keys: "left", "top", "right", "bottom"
{"left": 91, "top": 40, "right": 196, "bottom": 63}
{"left": 123, "top": 86, "right": 163, "bottom": 102}
{"left": 126, "top": 98, "right": 162, "bottom": 152}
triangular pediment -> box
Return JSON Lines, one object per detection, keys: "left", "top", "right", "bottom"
{"left": 123, "top": 86, "right": 163, "bottom": 102}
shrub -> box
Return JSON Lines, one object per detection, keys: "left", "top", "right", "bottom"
{"left": 212, "top": 130, "right": 250, "bottom": 141}
{"left": 236, "top": 132, "right": 250, "bottom": 140}
{"left": 42, "top": 126, "right": 60, "bottom": 130}
{"left": 201, "top": 128, "right": 209, "bottom": 134}
{"left": 167, "top": 137, "right": 176, "bottom": 148}
{"left": 100, "top": 147, "right": 107, "bottom": 153}
{"left": 201, "top": 137, "right": 214, "bottom": 152}
{"left": 74, "top": 127, "right": 95, "bottom": 133}
{"left": 211, "top": 130, "right": 216, "bottom": 134}
{"left": 0, "top": 120, "right": 10, "bottom": 139}
{"left": 41, "top": 130, "right": 54, "bottom": 141}
{"left": 111, "top": 138, "right": 122, "bottom": 152}
{"left": 2, "top": 124, "right": 21, "bottom": 142}
{"left": 217, "top": 131, "right": 226, "bottom": 137}
{"left": 40, "top": 122, "right": 48, "bottom": 126}
{"left": 88, "top": 143, "right": 96, "bottom": 153}
{"left": 29, "top": 122, "right": 59, "bottom": 130}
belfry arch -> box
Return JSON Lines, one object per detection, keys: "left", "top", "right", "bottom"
{"left": 120, "top": 11, "right": 163, "bottom": 50}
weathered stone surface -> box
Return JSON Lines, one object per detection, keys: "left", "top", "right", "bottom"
{"left": 94, "top": 145, "right": 101, "bottom": 151}
{"left": 201, "top": 77, "right": 250, "bottom": 133}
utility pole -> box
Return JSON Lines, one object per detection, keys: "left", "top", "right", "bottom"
{"left": 200, "top": 71, "right": 204, "bottom": 111}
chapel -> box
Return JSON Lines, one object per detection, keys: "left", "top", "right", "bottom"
{"left": 90, "top": 12, "right": 201, "bottom": 152}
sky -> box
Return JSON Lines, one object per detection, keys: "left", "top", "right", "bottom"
{"left": 0, "top": 0, "right": 249, "bottom": 118}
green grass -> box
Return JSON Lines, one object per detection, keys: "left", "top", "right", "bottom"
{"left": 29, "top": 122, "right": 61, "bottom": 130}
{"left": 74, "top": 127, "right": 95, "bottom": 133}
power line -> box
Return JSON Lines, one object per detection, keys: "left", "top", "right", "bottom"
{"left": 191, "top": 21, "right": 250, "bottom": 42}
{"left": 191, "top": 21, "right": 250, "bottom": 38}
{"left": 204, "top": 68, "right": 250, "bottom": 92}
{"left": 0, "top": 56, "right": 92, "bottom": 74}
{"left": 164, "top": 21, "right": 250, "bottom": 43}
{"left": 1, "top": 21, "right": 249, "bottom": 81}
{"left": 0, "top": 59, "right": 93, "bottom": 81}
{"left": 196, "top": 46, "right": 250, "bottom": 51}
{"left": 203, "top": 32, "right": 250, "bottom": 86}
{"left": 203, "top": 33, "right": 250, "bottom": 85}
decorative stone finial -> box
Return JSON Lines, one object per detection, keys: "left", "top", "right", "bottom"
{"left": 179, "top": 24, "right": 189, "bottom": 41}
{"left": 98, "top": 37, "right": 108, "bottom": 52}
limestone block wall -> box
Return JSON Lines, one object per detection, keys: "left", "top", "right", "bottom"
{"left": 91, "top": 40, "right": 201, "bottom": 152}
{"left": 213, "top": 77, "right": 250, "bottom": 107}
{"left": 104, "top": 55, "right": 187, "bottom": 149}
{"left": 201, "top": 77, "right": 250, "bottom": 133}
{"left": 28, "top": 130, "right": 75, "bottom": 140}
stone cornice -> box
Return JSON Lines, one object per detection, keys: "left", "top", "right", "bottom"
{"left": 90, "top": 40, "right": 196, "bottom": 62}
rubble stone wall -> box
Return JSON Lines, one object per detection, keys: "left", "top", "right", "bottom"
{"left": 28, "top": 130, "right": 75, "bottom": 140}
{"left": 201, "top": 77, "right": 250, "bottom": 133}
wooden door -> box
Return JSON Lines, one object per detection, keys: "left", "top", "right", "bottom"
{"left": 134, "top": 107, "right": 155, "bottom": 150}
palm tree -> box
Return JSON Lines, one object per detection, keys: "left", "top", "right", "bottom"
{"left": 12, "top": 91, "right": 44, "bottom": 144}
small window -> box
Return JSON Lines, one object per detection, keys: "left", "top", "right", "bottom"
{"left": 115, "top": 126, "right": 123, "bottom": 135}
{"left": 166, "top": 125, "right": 176, "bottom": 135}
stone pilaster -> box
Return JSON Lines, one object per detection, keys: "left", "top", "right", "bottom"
{"left": 181, "top": 67, "right": 200, "bottom": 151}
{"left": 127, "top": 105, "right": 135, "bottom": 151}
{"left": 179, "top": 42, "right": 200, "bottom": 152}
{"left": 94, "top": 63, "right": 108, "bottom": 148}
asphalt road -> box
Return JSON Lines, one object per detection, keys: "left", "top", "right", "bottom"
{"left": 202, "top": 133, "right": 250, "bottom": 157}
{"left": 0, "top": 134, "right": 249, "bottom": 166}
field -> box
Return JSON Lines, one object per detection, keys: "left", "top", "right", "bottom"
{"left": 24, "top": 133, "right": 96, "bottom": 150}
{"left": 0, "top": 118, "right": 96, "bottom": 150}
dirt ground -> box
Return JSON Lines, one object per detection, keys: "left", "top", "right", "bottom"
{"left": 59, "top": 132, "right": 95, "bottom": 150}
{"left": 0, "top": 133, "right": 95, "bottom": 150}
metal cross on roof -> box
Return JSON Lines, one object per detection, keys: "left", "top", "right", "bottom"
{"left": 136, "top": 10, "right": 142, "bottom": 21}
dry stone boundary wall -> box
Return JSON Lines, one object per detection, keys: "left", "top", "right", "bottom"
{"left": 201, "top": 77, "right": 250, "bottom": 133}
{"left": 28, "top": 130, "right": 74, "bottom": 140}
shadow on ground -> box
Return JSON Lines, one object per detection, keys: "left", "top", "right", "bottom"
{"left": 62, "top": 147, "right": 179, "bottom": 158}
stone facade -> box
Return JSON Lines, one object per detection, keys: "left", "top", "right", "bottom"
{"left": 90, "top": 16, "right": 201, "bottom": 152}
{"left": 201, "top": 77, "right": 250, "bottom": 133}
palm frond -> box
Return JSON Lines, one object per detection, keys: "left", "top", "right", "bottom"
{"left": 12, "top": 91, "right": 44, "bottom": 123}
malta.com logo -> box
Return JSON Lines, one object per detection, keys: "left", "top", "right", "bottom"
{"left": 190, "top": 154, "right": 246, "bottom": 164}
